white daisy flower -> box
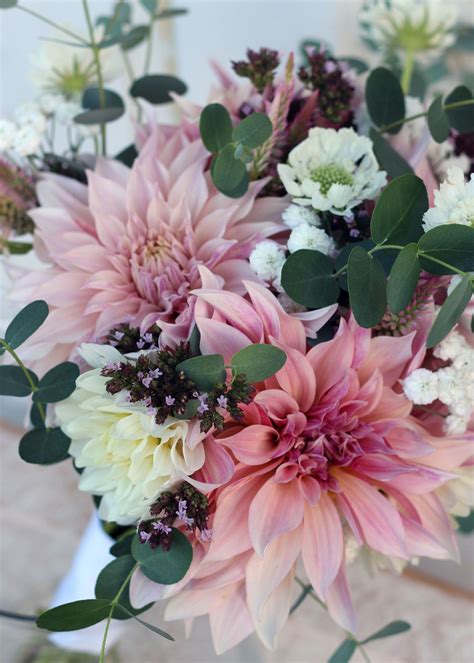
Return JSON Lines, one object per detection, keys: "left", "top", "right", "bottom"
{"left": 11, "top": 125, "right": 43, "bottom": 157}
{"left": 282, "top": 203, "right": 321, "bottom": 229}
{"left": 402, "top": 368, "right": 439, "bottom": 405}
{"left": 422, "top": 167, "right": 474, "bottom": 232}
{"left": 0, "top": 119, "right": 16, "bottom": 151}
{"left": 277, "top": 127, "right": 387, "bottom": 216}
{"left": 360, "top": 0, "right": 457, "bottom": 59}
{"left": 287, "top": 223, "right": 336, "bottom": 256}
{"left": 249, "top": 240, "right": 286, "bottom": 283}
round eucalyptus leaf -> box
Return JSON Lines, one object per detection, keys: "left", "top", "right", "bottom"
{"left": 445, "top": 85, "right": 474, "bottom": 133}
{"left": 95, "top": 555, "right": 151, "bottom": 620}
{"left": 115, "top": 143, "right": 138, "bottom": 167}
{"left": 418, "top": 224, "right": 474, "bottom": 274}
{"left": 121, "top": 25, "right": 149, "bottom": 51}
{"left": 387, "top": 243, "right": 420, "bottom": 314}
{"left": 369, "top": 128, "right": 413, "bottom": 179}
{"left": 327, "top": 638, "right": 357, "bottom": 663}
{"left": 30, "top": 402, "right": 47, "bottom": 429}
{"left": 74, "top": 107, "right": 124, "bottom": 125}
{"left": 36, "top": 599, "right": 111, "bottom": 632}
{"left": 199, "top": 103, "right": 233, "bottom": 153}
{"left": 4, "top": 300, "right": 48, "bottom": 350}
{"left": 110, "top": 531, "right": 135, "bottom": 557}
{"left": 427, "top": 275, "right": 472, "bottom": 348}
{"left": 33, "top": 361, "right": 79, "bottom": 403}
{"left": 131, "top": 528, "right": 192, "bottom": 585}
{"left": 212, "top": 144, "right": 249, "bottom": 196}
{"left": 19, "top": 427, "right": 70, "bottom": 465}
{"left": 427, "top": 96, "right": 450, "bottom": 143}
{"left": 281, "top": 250, "right": 339, "bottom": 309}
{"left": 0, "top": 365, "right": 37, "bottom": 396}
{"left": 231, "top": 345, "right": 287, "bottom": 383}
{"left": 177, "top": 354, "right": 226, "bottom": 392}
{"left": 130, "top": 75, "right": 187, "bottom": 104}
{"left": 232, "top": 112, "right": 272, "bottom": 148}
{"left": 348, "top": 247, "right": 387, "bottom": 328}
{"left": 365, "top": 67, "right": 405, "bottom": 134}
{"left": 361, "top": 620, "right": 411, "bottom": 645}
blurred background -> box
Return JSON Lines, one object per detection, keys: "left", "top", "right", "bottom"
{"left": 1, "top": 1, "right": 474, "bottom": 661}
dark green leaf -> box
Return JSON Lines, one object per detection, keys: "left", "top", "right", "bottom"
{"left": 418, "top": 225, "right": 474, "bottom": 274}
{"left": 371, "top": 174, "right": 428, "bottom": 245}
{"left": 121, "top": 25, "right": 149, "bottom": 50}
{"left": 334, "top": 240, "right": 374, "bottom": 291}
{"left": 348, "top": 247, "right": 387, "bottom": 328}
{"left": 454, "top": 25, "right": 474, "bottom": 51}
{"left": 387, "top": 244, "right": 420, "bottom": 314}
{"left": 177, "top": 354, "right": 226, "bottom": 391}
{"left": 19, "top": 427, "right": 70, "bottom": 465}
{"left": 131, "top": 528, "right": 192, "bottom": 585}
{"left": 5, "top": 300, "right": 49, "bottom": 350}
{"left": 30, "top": 402, "right": 47, "bottom": 429}
{"left": 232, "top": 112, "right": 272, "bottom": 148}
{"left": 130, "top": 74, "right": 187, "bottom": 104}
{"left": 33, "top": 361, "right": 79, "bottom": 403}
{"left": 234, "top": 143, "right": 253, "bottom": 163}
{"left": 115, "top": 143, "right": 138, "bottom": 167}
{"left": 76, "top": 87, "right": 125, "bottom": 125}
{"left": 2, "top": 239, "right": 33, "bottom": 254}
{"left": 74, "top": 107, "right": 124, "bottom": 125}
{"left": 114, "top": 605, "right": 174, "bottom": 640}
{"left": 0, "top": 1, "right": 18, "bottom": 8}
{"left": 199, "top": 103, "right": 233, "bottom": 153}
{"left": 140, "top": 0, "right": 157, "bottom": 14}
{"left": 427, "top": 96, "right": 450, "bottom": 143}
{"left": 156, "top": 8, "right": 188, "bottom": 20}
{"left": 456, "top": 509, "right": 474, "bottom": 534}
{"left": 189, "top": 325, "right": 201, "bottom": 356}
{"left": 445, "top": 86, "right": 474, "bottom": 133}
{"left": 110, "top": 531, "right": 135, "bottom": 557}
{"left": 212, "top": 144, "right": 249, "bottom": 197}
{"left": 365, "top": 67, "right": 405, "bottom": 134}
{"left": 328, "top": 638, "right": 357, "bottom": 663}
{"left": 95, "top": 555, "right": 150, "bottom": 620}
{"left": 370, "top": 129, "right": 413, "bottom": 178}
{"left": 427, "top": 275, "right": 472, "bottom": 348}
{"left": 0, "top": 366, "right": 37, "bottom": 396}
{"left": 231, "top": 345, "right": 286, "bottom": 383}
{"left": 340, "top": 57, "right": 369, "bottom": 73}
{"left": 361, "top": 620, "right": 411, "bottom": 644}
{"left": 281, "top": 250, "right": 339, "bottom": 308}
{"left": 36, "top": 599, "right": 111, "bottom": 632}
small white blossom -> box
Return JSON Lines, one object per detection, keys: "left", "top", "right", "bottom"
{"left": 282, "top": 204, "right": 321, "bottom": 229}
{"left": 0, "top": 119, "right": 16, "bottom": 151}
{"left": 402, "top": 368, "right": 439, "bottom": 405}
{"left": 249, "top": 240, "right": 286, "bottom": 283}
{"left": 287, "top": 223, "right": 336, "bottom": 256}
{"left": 39, "top": 93, "right": 65, "bottom": 115}
{"left": 422, "top": 167, "right": 474, "bottom": 232}
{"left": 14, "top": 102, "right": 47, "bottom": 132}
{"left": 12, "top": 125, "right": 43, "bottom": 157}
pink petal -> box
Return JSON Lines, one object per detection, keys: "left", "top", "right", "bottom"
{"left": 307, "top": 319, "right": 355, "bottom": 400}
{"left": 358, "top": 333, "right": 416, "bottom": 387}
{"left": 210, "top": 582, "right": 255, "bottom": 655}
{"left": 253, "top": 569, "right": 295, "bottom": 650}
{"left": 196, "top": 317, "right": 251, "bottom": 363}
{"left": 326, "top": 562, "right": 357, "bottom": 634}
{"left": 273, "top": 347, "right": 316, "bottom": 412}
{"left": 219, "top": 425, "right": 279, "bottom": 465}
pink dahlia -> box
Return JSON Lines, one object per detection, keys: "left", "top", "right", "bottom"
{"left": 14, "top": 122, "right": 289, "bottom": 370}
{"left": 131, "top": 282, "right": 472, "bottom": 653}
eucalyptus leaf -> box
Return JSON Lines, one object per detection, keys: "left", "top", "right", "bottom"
{"left": 231, "top": 345, "right": 286, "bottom": 383}
{"left": 115, "top": 143, "right": 138, "bottom": 167}
{"left": 234, "top": 143, "right": 253, "bottom": 163}
{"left": 177, "top": 354, "right": 226, "bottom": 392}
{"left": 19, "top": 427, "right": 70, "bottom": 465}
{"left": 445, "top": 85, "right": 474, "bottom": 133}
{"left": 74, "top": 107, "right": 124, "bottom": 125}
{"left": 156, "top": 8, "right": 188, "bottom": 20}
{"left": 114, "top": 605, "right": 175, "bottom": 640}
{"left": 4, "top": 300, "right": 49, "bottom": 350}
{"left": 233, "top": 112, "right": 272, "bottom": 148}
{"left": 348, "top": 247, "right": 387, "bottom": 328}
{"left": 0, "top": 0, "right": 18, "bottom": 8}
{"left": 281, "top": 250, "right": 339, "bottom": 308}
{"left": 427, "top": 96, "right": 450, "bottom": 143}
{"left": 340, "top": 57, "right": 369, "bottom": 73}
{"left": 131, "top": 528, "right": 192, "bottom": 585}
{"left": 365, "top": 67, "right": 405, "bottom": 134}
{"left": 199, "top": 103, "right": 233, "bottom": 153}
{"left": 387, "top": 244, "right": 420, "bottom": 314}
{"left": 130, "top": 74, "right": 187, "bottom": 104}
{"left": 30, "top": 402, "right": 47, "bottom": 429}
{"left": 427, "top": 275, "right": 472, "bottom": 348}
{"left": 418, "top": 225, "right": 474, "bottom": 274}
{"left": 110, "top": 531, "right": 135, "bottom": 557}
{"left": 95, "top": 555, "right": 150, "bottom": 620}
{"left": 212, "top": 144, "right": 249, "bottom": 197}
{"left": 33, "top": 361, "right": 79, "bottom": 403}
{"left": 82, "top": 87, "right": 124, "bottom": 111}
{"left": 2, "top": 239, "right": 33, "bottom": 254}
{"left": 369, "top": 129, "right": 413, "bottom": 178}
{"left": 36, "top": 599, "right": 111, "bottom": 632}
{"left": 121, "top": 25, "right": 149, "bottom": 51}
{"left": 361, "top": 620, "right": 411, "bottom": 644}
{"left": 371, "top": 174, "right": 427, "bottom": 245}
{"left": 327, "top": 638, "right": 357, "bottom": 663}
{"left": 0, "top": 366, "right": 37, "bottom": 396}
{"left": 140, "top": 0, "right": 157, "bottom": 14}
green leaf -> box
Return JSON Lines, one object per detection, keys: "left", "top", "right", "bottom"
{"left": 177, "top": 354, "right": 226, "bottom": 392}
{"left": 156, "top": 8, "right": 188, "bottom": 20}
{"left": 418, "top": 225, "right": 474, "bottom": 274}
{"left": 19, "top": 427, "right": 70, "bottom": 465}
{"left": 95, "top": 555, "right": 150, "bottom": 620}
{"left": 340, "top": 57, "right": 369, "bottom": 73}
{"left": 75, "top": 87, "right": 125, "bottom": 125}
{"left": 131, "top": 528, "right": 192, "bottom": 585}
{"left": 456, "top": 509, "right": 474, "bottom": 534}
{"left": 36, "top": 599, "right": 111, "bottom": 632}
{"left": 327, "top": 638, "right": 357, "bottom": 663}
{"left": 130, "top": 74, "right": 187, "bottom": 104}
{"left": 232, "top": 112, "right": 272, "bottom": 148}
{"left": 2, "top": 239, "right": 33, "bottom": 254}
{"left": 387, "top": 244, "right": 420, "bottom": 314}
{"left": 115, "top": 143, "right": 138, "bottom": 167}
{"left": 199, "top": 103, "right": 233, "bottom": 153}
{"left": 365, "top": 67, "right": 405, "bottom": 134}
{"left": 334, "top": 240, "right": 374, "bottom": 291}
{"left": 121, "top": 25, "right": 149, "bottom": 51}
{"left": 4, "top": 300, "right": 49, "bottom": 350}
{"left": 234, "top": 143, "right": 253, "bottom": 163}
{"left": 140, "top": 0, "right": 157, "bottom": 14}
{"left": 189, "top": 324, "right": 201, "bottom": 356}
{"left": 0, "top": 0, "right": 18, "bottom": 8}
{"left": 445, "top": 86, "right": 474, "bottom": 133}
{"left": 281, "top": 250, "right": 339, "bottom": 308}
{"left": 427, "top": 275, "right": 472, "bottom": 348}
{"left": 454, "top": 25, "right": 474, "bottom": 51}
{"left": 0, "top": 366, "right": 37, "bottom": 396}
{"left": 114, "top": 605, "right": 175, "bottom": 640}
{"left": 361, "top": 620, "right": 411, "bottom": 644}
{"left": 231, "top": 345, "right": 286, "bottom": 383}
{"left": 211, "top": 144, "right": 249, "bottom": 197}
{"left": 348, "top": 247, "right": 387, "bottom": 328}
{"left": 110, "top": 531, "right": 135, "bottom": 557}
{"left": 369, "top": 129, "right": 413, "bottom": 178}
{"left": 427, "top": 96, "right": 450, "bottom": 143}
{"left": 30, "top": 402, "right": 47, "bottom": 429}
{"left": 33, "top": 361, "right": 79, "bottom": 403}
{"left": 371, "top": 174, "right": 428, "bottom": 245}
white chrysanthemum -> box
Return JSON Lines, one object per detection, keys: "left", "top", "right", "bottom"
{"left": 282, "top": 203, "right": 321, "bottom": 229}
{"left": 0, "top": 119, "right": 16, "bottom": 151}
{"left": 11, "top": 125, "right": 43, "bottom": 157}
{"left": 14, "top": 102, "right": 47, "bottom": 133}
{"left": 402, "top": 368, "right": 439, "bottom": 404}
{"left": 428, "top": 142, "right": 470, "bottom": 181}
{"left": 422, "top": 167, "right": 474, "bottom": 232}
{"left": 55, "top": 345, "right": 207, "bottom": 525}
{"left": 249, "top": 240, "right": 286, "bottom": 282}
{"left": 359, "top": 0, "right": 457, "bottom": 58}
{"left": 287, "top": 223, "right": 336, "bottom": 256}
{"left": 39, "top": 93, "right": 65, "bottom": 115}
{"left": 277, "top": 127, "right": 387, "bottom": 216}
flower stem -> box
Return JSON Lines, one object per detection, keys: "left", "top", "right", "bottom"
{"left": 400, "top": 48, "right": 415, "bottom": 95}
{"left": 377, "top": 98, "right": 474, "bottom": 134}
{"left": 16, "top": 4, "right": 89, "bottom": 45}
{"left": 98, "top": 564, "right": 138, "bottom": 663}
{"left": 417, "top": 252, "right": 471, "bottom": 279}
{"left": 0, "top": 339, "right": 47, "bottom": 425}
{"left": 143, "top": 14, "right": 155, "bottom": 75}
{"left": 333, "top": 243, "right": 404, "bottom": 279}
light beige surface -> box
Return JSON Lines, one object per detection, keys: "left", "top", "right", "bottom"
{"left": 1, "top": 420, "right": 473, "bottom": 663}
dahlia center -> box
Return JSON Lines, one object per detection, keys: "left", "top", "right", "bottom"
{"left": 311, "top": 164, "right": 353, "bottom": 194}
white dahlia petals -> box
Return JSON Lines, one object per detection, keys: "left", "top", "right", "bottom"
{"left": 282, "top": 203, "right": 321, "bottom": 229}
{"left": 422, "top": 168, "right": 474, "bottom": 232}
{"left": 287, "top": 223, "right": 336, "bottom": 256}
{"left": 249, "top": 240, "right": 286, "bottom": 282}
{"left": 402, "top": 368, "right": 439, "bottom": 405}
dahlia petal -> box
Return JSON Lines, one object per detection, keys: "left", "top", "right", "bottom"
{"left": 78, "top": 343, "right": 125, "bottom": 369}
{"left": 209, "top": 582, "right": 254, "bottom": 655}
{"left": 406, "top": 493, "right": 459, "bottom": 562}
{"left": 298, "top": 475, "right": 321, "bottom": 505}
{"left": 351, "top": 454, "right": 417, "bottom": 481}
{"left": 253, "top": 569, "right": 295, "bottom": 650}
{"left": 193, "top": 289, "right": 263, "bottom": 341}
{"left": 253, "top": 389, "right": 300, "bottom": 422}
{"left": 196, "top": 317, "right": 251, "bottom": 363}
{"left": 386, "top": 424, "right": 435, "bottom": 458}
{"left": 87, "top": 171, "right": 127, "bottom": 223}
{"left": 326, "top": 563, "right": 357, "bottom": 634}
{"left": 184, "top": 437, "right": 234, "bottom": 492}
{"left": 274, "top": 347, "right": 316, "bottom": 412}
{"left": 358, "top": 332, "right": 416, "bottom": 387}
{"left": 307, "top": 319, "right": 355, "bottom": 400}
{"left": 191, "top": 552, "right": 251, "bottom": 591}
{"left": 219, "top": 425, "right": 279, "bottom": 465}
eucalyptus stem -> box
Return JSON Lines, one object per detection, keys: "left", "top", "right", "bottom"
{"left": 378, "top": 98, "right": 474, "bottom": 133}
{"left": 418, "top": 252, "right": 472, "bottom": 279}
{"left": 0, "top": 339, "right": 47, "bottom": 425}
{"left": 359, "top": 643, "right": 372, "bottom": 663}
{"left": 98, "top": 564, "right": 138, "bottom": 663}
{"left": 16, "top": 4, "right": 89, "bottom": 44}
{"left": 143, "top": 14, "right": 155, "bottom": 75}
{"left": 333, "top": 243, "right": 404, "bottom": 279}
{"left": 81, "top": 0, "right": 107, "bottom": 156}
{"left": 400, "top": 48, "right": 415, "bottom": 95}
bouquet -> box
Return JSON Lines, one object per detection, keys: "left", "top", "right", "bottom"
{"left": 1, "top": 0, "right": 473, "bottom": 661}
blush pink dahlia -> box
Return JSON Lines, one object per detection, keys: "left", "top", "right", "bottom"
{"left": 14, "top": 122, "right": 288, "bottom": 369}
{"left": 131, "top": 283, "right": 473, "bottom": 653}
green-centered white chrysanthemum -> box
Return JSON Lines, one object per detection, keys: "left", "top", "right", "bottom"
{"left": 277, "top": 127, "right": 387, "bottom": 215}
{"left": 360, "top": 0, "right": 457, "bottom": 58}
{"left": 422, "top": 167, "right": 474, "bottom": 232}
{"left": 55, "top": 344, "right": 206, "bottom": 525}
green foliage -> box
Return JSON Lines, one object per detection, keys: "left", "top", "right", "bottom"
{"left": 427, "top": 96, "right": 450, "bottom": 143}
{"left": 121, "top": 25, "right": 149, "bottom": 50}
{"left": 33, "top": 361, "right": 79, "bottom": 403}
{"left": 131, "top": 528, "right": 192, "bottom": 585}
{"left": 231, "top": 345, "right": 286, "bottom": 383}
{"left": 177, "top": 354, "right": 226, "bottom": 391}
{"left": 37, "top": 599, "right": 112, "bottom": 631}
{"left": 370, "top": 174, "right": 428, "bottom": 245}
{"left": 427, "top": 275, "right": 472, "bottom": 348}
{"left": 199, "top": 103, "right": 233, "bottom": 153}
{"left": 115, "top": 143, "right": 138, "bottom": 167}
{"left": 365, "top": 67, "right": 405, "bottom": 134}
{"left": 1, "top": 239, "right": 33, "bottom": 254}
{"left": 140, "top": 0, "right": 158, "bottom": 14}
{"left": 3, "top": 300, "right": 48, "bottom": 352}
{"left": 75, "top": 88, "right": 125, "bottom": 125}
{"left": 340, "top": 57, "right": 369, "bottom": 73}
{"left": 110, "top": 531, "right": 135, "bottom": 557}
{"left": 130, "top": 75, "right": 187, "bottom": 104}
{"left": 445, "top": 86, "right": 474, "bottom": 133}
{"left": 456, "top": 509, "right": 474, "bottom": 534}
{"left": 369, "top": 129, "right": 413, "bottom": 178}
{"left": 327, "top": 620, "right": 411, "bottom": 663}
{"left": 0, "top": 0, "right": 17, "bottom": 8}
{"left": 387, "top": 244, "right": 420, "bottom": 314}
{"left": 361, "top": 620, "right": 411, "bottom": 644}
{"left": 328, "top": 638, "right": 357, "bottom": 663}
{"left": 348, "top": 247, "right": 387, "bottom": 328}
{"left": 95, "top": 555, "right": 150, "bottom": 620}
{"left": 232, "top": 112, "right": 272, "bottom": 148}
{"left": 418, "top": 225, "right": 474, "bottom": 275}
{"left": 115, "top": 608, "right": 174, "bottom": 640}
{"left": 212, "top": 144, "right": 249, "bottom": 197}
{"left": 0, "top": 365, "right": 37, "bottom": 396}
{"left": 30, "top": 402, "right": 47, "bottom": 429}
{"left": 19, "top": 427, "right": 70, "bottom": 465}
{"left": 281, "top": 250, "right": 339, "bottom": 308}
